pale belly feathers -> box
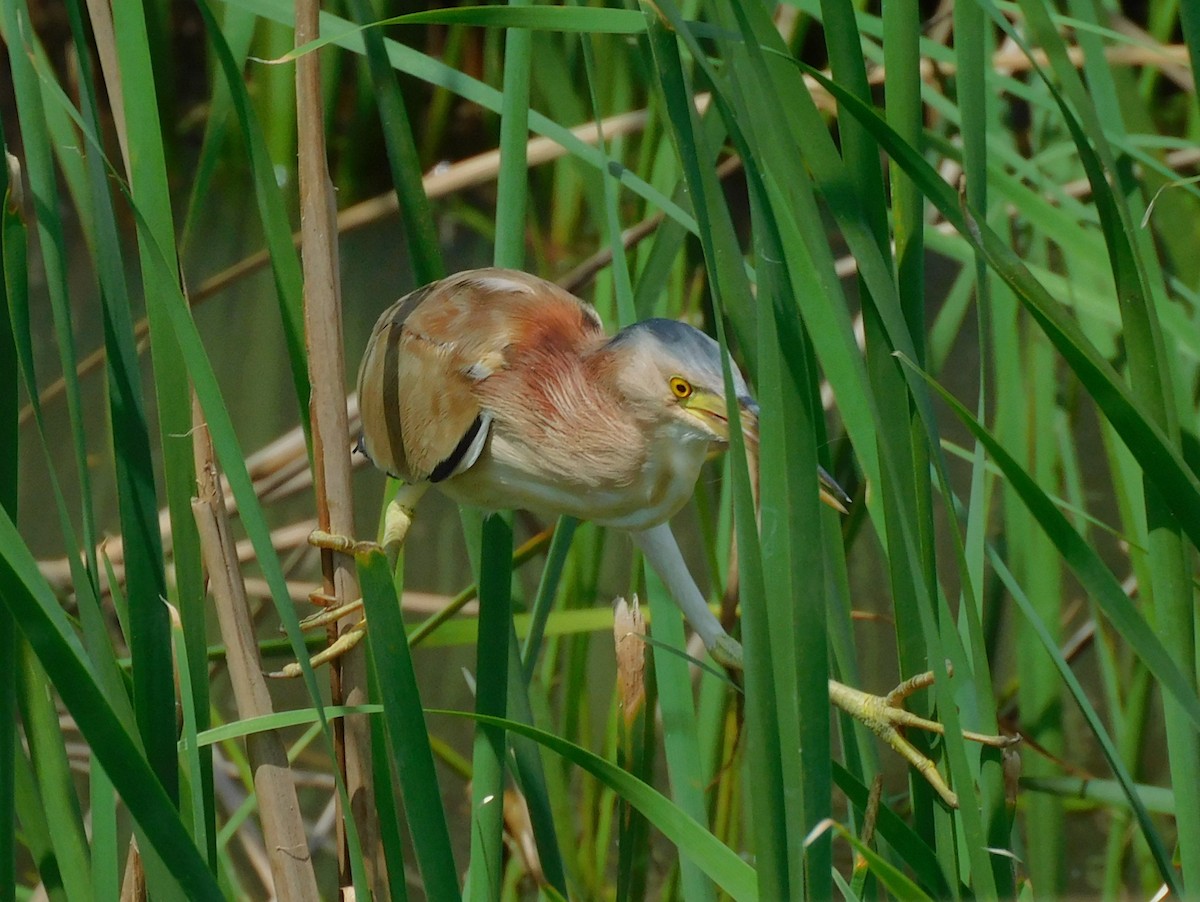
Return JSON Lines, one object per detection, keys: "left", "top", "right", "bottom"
{"left": 437, "top": 423, "right": 713, "bottom": 531}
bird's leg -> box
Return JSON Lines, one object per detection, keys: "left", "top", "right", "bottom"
{"left": 631, "top": 523, "right": 744, "bottom": 669}
{"left": 270, "top": 482, "right": 427, "bottom": 678}
{"left": 631, "top": 522, "right": 1016, "bottom": 808}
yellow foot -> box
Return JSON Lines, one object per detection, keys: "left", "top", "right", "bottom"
{"left": 295, "top": 527, "right": 384, "bottom": 630}
{"left": 298, "top": 594, "right": 364, "bottom": 631}
{"left": 829, "top": 670, "right": 1017, "bottom": 809}
{"left": 268, "top": 618, "right": 368, "bottom": 679}
{"left": 308, "top": 528, "right": 378, "bottom": 557}
{"left": 268, "top": 528, "right": 377, "bottom": 678}
{"left": 273, "top": 487, "right": 426, "bottom": 678}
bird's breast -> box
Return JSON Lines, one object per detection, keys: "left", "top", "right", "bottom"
{"left": 436, "top": 418, "right": 711, "bottom": 530}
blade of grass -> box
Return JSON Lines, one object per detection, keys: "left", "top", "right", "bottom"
{"left": 798, "top": 57, "right": 1200, "bottom": 593}
{"left": 716, "top": 7, "right": 840, "bottom": 890}
{"left": 169, "top": 583, "right": 210, "bottom": 873}
{"left": 195, "top": 0, "right": 311, "bottom": 447}
{"left": 645, "top": 13, "right": 758, "bottom": 353}
{"left": 643, "top": 10, "right": 785, "bottom": 898}
{"left": 0, "top": 133, "right": 17, "bottom": 902}
{"left": 366, "top": 666, "right": 410, "bottom": 902}
{"left": 0, "top": 450, "right": 9, "bottom": 902}
{"left": 352, "top": 4, "right": 646, "bottom": 33}
{"left": 346, "top": 0, "right": 444, "bottom": 284}
{"left": 463, "top": 7, "right": 532, "bottom": 897}
{"left": 15, "top": 28, "right": 209, "bottom": 793}
{"left": 15, "top": 640, "right": 91, "bottom": 899}
{"left": 871, "top": 4, "right": 969, "bottom": 860}
{"left": 192, "top": 705, "right": 382, "bottom": 748}
{"left": 914, "top": 358, "right": 1188, "bottom": 894}
{"left": 109, "top": 0, "right": 198, "bottom": 807}
{"left": 11, "top": 724, "right": 61, "bottom": 901}
{"left": 492, "top": 3, "right": 532, "bottom": 270}
{"left": 273, "top": 3, "right": 648, "bottom": 66}
{"left": 63, "top": 4, "right": 183, "bottom": 853}
{"left": 227, "top": 0, "right": 698, "bottom": 233}
{"left": 882, "top": 0, "right": 924, "bottom": 360}
{"left": 831, "top": 763, "right": 956, "bottom": 898}
{"left": 467, "top": 514, "right": 515, "bottom": 901}
{"left": 521, "top": 517, "right": 578, "bottom": 679}
{"left": 573, "top": 21, "right": 635, "bottom": 326}
{"left": 180, "top": 2, "right": 257, "bottom": 251}
{"left": 353, "top": 543, "right": 460, "bottom": 898}
{"left": 813, "top": 0, "right": 952, "bottom": 859}
{"left": 5, "top": 27, "right": 174, "bottom": 893}
{"left": 440, "top": 710, "right": 759, "bottom": 901}
{"left": 1182, "top": 3, "right": 1200, "bottom": 117}
{"left": 1, "top": 93, "right": 146, "bottom": 781}
{"left": 645, "top": 571, "right": 717, "bottom": 902}
{"left": 2, "top": 0, "right": 100, "bottom": 571}
{"left": 1003, "top": 6, "right": 1200, "bottom": 884}
{"left": 1021, "top": 776, "right": 1175, "bottom": 815}
{"left": 951, "top": 3, "right": 1013, "bottom": 891}
{"left": 1010, "top": 290, "right": 1068, "bottom": 895}
{"left": 831, "top": 824, "right": 933, "bottom": 902}
{"left": 759, "top": 236, "right": 833, "bottom": 899}
{"left": 987, "top": 542, "right": 1178, "bottom": 890}
{"left": 0, "top": 510, "right": 221, "bottom": 897}
{"left": 502, "top": 621, "right": 570, "bottom": 897}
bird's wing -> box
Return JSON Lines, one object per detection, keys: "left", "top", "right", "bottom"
{"left": 356, "top": 269, "right": 604, "bottom": 483}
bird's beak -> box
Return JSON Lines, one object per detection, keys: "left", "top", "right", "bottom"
{"left": 818, "top": 466, "right": 852, "bottom": 514}
{"left": 687, "top": 393, "right": 851, "bottom": 514}
{"left": 683, "top": 392, "right": 760, "bottom": 446}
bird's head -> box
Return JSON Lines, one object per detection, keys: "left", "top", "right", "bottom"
{"left": 601, "top": 317, "right": 851, "bottom": 513}
{"left": 603, "top": 318, "right": 759, "bottom": 448}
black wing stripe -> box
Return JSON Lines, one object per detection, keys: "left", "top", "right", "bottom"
{"left": 380, "top": 319, "right": 405, "bottom": 473}
{"left": 429, "top": 414, "right": 485, "bottom": 483}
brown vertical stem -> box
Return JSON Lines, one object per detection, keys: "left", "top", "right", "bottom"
{"left": 293, "top": 0, "right": 380, "bottom": 893}
{"left": 191, "top": 398, "right": 319, "bottom": 900}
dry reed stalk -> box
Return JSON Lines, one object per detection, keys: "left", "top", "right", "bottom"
{"left": 38, "top": 518, "right": 318, "bottom": 599}
{"left": 613, "top": 596, "right": 647, "bottom": 729}
{"left": 81, "top": 0, "right": 128, "bottom": 176}
{"left": 191, "top": 398, "right": 319, "bottom": 900}
{"left": 293, "top": 0, "right": 380, "bottom": 892}
{"left": 118, "top": 836, "right": 144, "bottom": 902}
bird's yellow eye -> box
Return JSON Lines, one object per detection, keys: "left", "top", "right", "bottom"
{"left": 669, "top": 376, "right": 693, "bottom": 399}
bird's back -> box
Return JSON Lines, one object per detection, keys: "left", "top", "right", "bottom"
{"left": 356, "top": 269, "right": 605, "bottom": 484}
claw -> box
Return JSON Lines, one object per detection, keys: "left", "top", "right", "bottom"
{"left": 269, "top": 619, "right": 368, "bottom": 678}
{"left": 273, "top": 491, "right": 426, "bottom": 678}
{"left": 298, "top": 599, "right": 365, "bottom": 631}
{"left": 292, "top": 534, "right": 369, "bottom": 631}
{"left": 268, "top": 530, "right": 371, "bottom": 677}
{"left": 694, "top": 626, "right": 1016, "bottom": 807}
{"left": 309, "top": 528, "right": 378, "bottom": 557}
{"left": 829, "top": 673, "right": 1018, "bottom": 809}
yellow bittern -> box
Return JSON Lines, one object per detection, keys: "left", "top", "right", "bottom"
{"left": 303, "top": 268, "right": 1010, "bottom": 807}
